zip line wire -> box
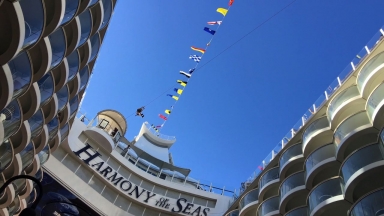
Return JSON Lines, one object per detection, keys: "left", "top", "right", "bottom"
{"left": 127, "top": 0, "right": 298, "bottom": 121}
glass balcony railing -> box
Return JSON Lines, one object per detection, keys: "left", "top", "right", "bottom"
{"left": 49, "top": 28, "right": 66, "bottom": 69}
{"left": 7, "top": 196, "right": 21, "bottom": 216}
{"left": 35, "top": 169, "right": 43, "bottom": 181}
{"left": 308, "top": 178, "right": 343, "bottom": 213}
{"left": 226, "top": 210, "right": 239, "bottom": 216}
{"left": 0, "top": 141, "right": 13, "bottom": 173}
{"left": 350, "top": 188, "right": 384, "bottom": 216}
{"left": 69, "top": 96, "right": 79, "bottom": 118}
{"left": 8, "top": 52, "right": 32, "bottom": 99}
{"left": 66, "top": 51, "right": 80, "bottom": 81}
{"left": 57, "top": 85, "right": 69, "bottom": 112}
{"left": 28, "top": 109, "right": 44, "bottom": 139}
{"left": 88, "top": 0, "right": 99, "bottom": 7}
{"left": 78, "top": 10, "right": 92, "bottom": 47}
{"left": 259, "top": 167, "right": 279, "bottom": 189}
{"left": 60, "top": 123, "right": 70, "bottom": 141}
{"left": 89, "top": 34, "right": 100, "bottom": 63}
{"left": 280, "top": 171, "right": 305, "bottom": 198}
{"left": 367, "top": 82, "right": 384, "bottom": 121}
{"left": 20, "top": 142, "right": 35, "bottom": 171}
{"left": 357, "top": 51, "right": 384, "bottom": 92}
{"left": 60, "top": 0, "right": 79, "bottom": 26}
{"left": 286, "top": 206, "right": 308, "bottom": 216}
{"left": 328, "top": 86, "right": 360, "bottom": 121}
{"left": 38, "top": 144, "right": 50, "bottom": 165}
{"left": 280, "top": 143, "right": 302, "bottom": 169}
{"left": 26, "top": 189, "right": 36, "bottom": 208}
{"left": 12, "top": 178, "right": 26, "bottom": 195}
{"left": 100, "top": 0, "right": 112, "bottom": 29}
{"left": 47, "top": 117, "right": 59, "bottom": 141}
{"left": 1, "top": 100, "right": 22, "bottom": 141}
{"left": 19, "top": 0, "right": 44, "bottom": 48}
{"left": 340, "top": 143, "right": 384, "bottom": 185}
{"left": 239, "top": 188, "right": 259, "bottom": 210}
{"left": 303, "top": 117, "right": 329, "bottom": 147}
{"left": 334, "top": 111, "right": 370, "bottom": 146}
{"left": 305, "top": 144, "right": 335, "bottom": 177}
{"left": 79, "top": 66, "right": 90, "bottom": 91}
{"left": 258, "top": 196, "right": 279, "bottom": 216}
{"left": 37, "top": 72, "right": 54, "bottom": 106}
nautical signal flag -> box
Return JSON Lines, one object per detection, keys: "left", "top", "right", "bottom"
{"left": 159, "top": 114, "right": 168, "bottom": 120}
{"left": 165, "top": 110, "right": 171, "bottom": 114}
{"left": 177, "top": 80, "right": 187, "bottom": 87}
{"left": 151, "top": 124, "right": 159, "bottom": 132}
{"left": 207, "top": 21, "right": 222, "bottom": 25}
{"left": 191, "top": 46, "right": 205, "bottom": 54}
{"left": 189, "top": 68, "right": 195, "bottom": 74}
{"left": 229, "top": 0, "right": 234, "bottom": 6}
{"left": 174, "top": 88, "right": 183, "bottom": 94}
{"left": 179, "top": 71, "right": 191, "bottom": 78}
{"left": 189, "top": 55, "right": 201, "bottom": 63}
{"left": 167, "top": 94, "right": 179, "bottom": 101}
{"left": 203, "top": 27, "right": 216, "bottom": 35}
{"left": 217, "top": 8, "right": 228, "bottom": 16}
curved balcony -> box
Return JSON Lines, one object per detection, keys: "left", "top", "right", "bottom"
{"left": 7, "top": 196, "right": 21, "bottom": 216}
{"left": 258, "top": 196, "right": 280, "bottom": 216}
{"left": 33, "top": 125, "right": 48, "bottom": 153}
{"left": 68, "top": 73, "right": 80, "bottom": 99}
{"left": 77, "top": 9, "right": 93, "bottom": 48}
{"left": 280, "top": 143, "right": 304, "bottom": 179}
{"left": 308, "top": 178, "right": 350, "bottom": 216}
{"left": 334, "top": 111, "right": 376, "bottom": 161}
{"left": 18, "top": 81, "right": 40, "bottom": 121}
{"left": 49, "top": 27, "right": 67, "bottom": 69}
{"left": 19, "top": 0, "right": 45, "bottom": 49}
{"left": 66, "top": 50, "right": 80, "bottom": 81}
{"left": 9, "top": 120, "right": 31, "bottom": 154}
{"left": 1, "top": 99, "right": 22, "bottom": 142}
{"left": 89, "top": 1, "right": 103, "bottom": 35}
{"left": 28, "top": 109, "right": 44, "bottom": 139}
{"left": 100, "top": 0, "right": 112, "bottom": 30}
{"left": 37, "top": 72, "right": 55, "bottom": 106}
{"left": 88, "top": 0, "right": 99, "bottom": 7}
{"left": 349, "top": 188, "right": 384, "bottom": 216}
{"left": 302, "top": 117, "right": 331, "bottom": 157}
{"left": 60, "top": 123, "right": 70, "bottom": 141}
{"left": 60, "top": 0, "right": 80, "bottom": 26}
{"left": 88, "top": 33, "right": 100, "bottom": 63}
{"left": 78, "top": 40, "right": 91, "bottom": 69}
{"left": 239, "top": 188, "right": 259, "bottom": 216}
{"left": 367, "top": 82, "right": 384, "bottom": 128}
{"left": 42, "top": 0, "right": 65, "bottom": 37}
{"left": 285, "top": 206, "right": 308, "bottom": 216}
{"left": 47, "top": 117, "right": 59, "bottom": 141}
{"left": 42, "top": 93, "right": 58, "bottom": 123}
{"left": 259, "top": 167, "right": 280, "bottom": 201}
{"left": 280, "top": 171, "right": 307, "bottom": 213}
{"left": 49, "top": 130, "right": 61, "bottom": 152}
{"left": 38, "top": 144, "right": 50, "bottom": 165}
{"left": 327, "top": 86, "right": 363, "bottom": 129}
{"left": 28, "top": 37, "right": 52, "bottom": 83}
{"left": 0, "top": 140, "right": 13, "bottom": 173}
{"left": 63, "top": 16, "right": 81, "bottom": 55}
{"left": 69, "top": 96, "right": 79, "bottom": 118}
{"left": 56, "top": 85, "right": 69, "bottom": 112}
{"left": 305, "top": 144, "right": 339, "bottom": 189}
{"left": 340, "top": 143, "right": 384, "bottom": 202}
{"left": 0, "top": 0, "right": 24, "bottom": 65}
{"left": 8, "top": 51, "right": 32, "bottom": 99}
{"left": 79, "top": 66, "right": 90, "bottom": 91}
{"left": 357, "top": 51, "right": 384, "bottom": 98}
{"left": 25, "top": 189, "right": 36, "bottom": 208}
{"left": 20, "top": 142, "right": 35, "bottom": 171}
{"left": 226, "top": 210, "right": 239, "bottom": 216}
{"left": 12, "top": 178, "right": 26, "bottom": 197}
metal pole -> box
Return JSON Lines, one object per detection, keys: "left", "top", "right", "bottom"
{"left": 365, "top": 46, "right": 370, "bottom": 54}
{"left": 351, "top": 62, "right": 356, "bottom": 71}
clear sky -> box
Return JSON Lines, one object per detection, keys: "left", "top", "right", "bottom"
{"left": 81, "top": 0, "right": 384, "bottom": 194}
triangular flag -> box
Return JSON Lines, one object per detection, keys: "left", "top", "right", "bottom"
{"left": 229, "top": 0, "right": 234, "bottom": 6}
{"left": 174, "top": 88, "right": 183, "bottom": 95}
{"left": 167, "top": 94, "right": 179, "bottom": 101}
{"left": 217, "top": 8, "right": 228, "bottom": 16}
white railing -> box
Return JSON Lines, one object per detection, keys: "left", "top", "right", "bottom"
{"left": 144, "top": 122, "right": 176, "bottom": 141}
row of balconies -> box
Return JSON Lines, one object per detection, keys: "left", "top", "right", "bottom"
{"left": 227, "top": 45, "right": 384, "bottom": 216}
{"left": 0, "top": 0, "right": 116, "bottom": 215}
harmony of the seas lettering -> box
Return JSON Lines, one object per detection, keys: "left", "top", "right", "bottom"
{"left": 73, "top": 144, "right": 211, "bottom": 216}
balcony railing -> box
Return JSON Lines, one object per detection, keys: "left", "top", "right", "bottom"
{"left": 232, "top": 26, "right": 384, "bottom": 202}
{"left": 144, "top": 122, "right": 176, "bottom": 141}
{"left": 280, "top": 143, "right": 302, "bottom": 169}
{"left": 357, "top": 51, "right": 384, "bottom": 92}
{"left": 305, "top": 143, "right": 335, "bottom": 178}
{"left": 239, "top": 188, "right": 259, "bottom": 211}
{"left": 285, "top": 206, "right": 308, "bottom": 216}
{"left": 258, "top": 196, "right": 279, "bottom": 216}
{"left": 334, "top": 111, "right": 370, "bottom": 146}
{"left": 259, "top": 167, "right": 279, "bottom": 190}
{"left": 303, "top": 117, "right": 329, "bottom": 147}
{"left": 328, "top": 85, "right": 360, "bottom": 121}
{"left": 280, "top": 171, "right": 305, "bottom": 199}
{"left": 308, "top": 178, "right": 343, "bottom": 213}
{"left": 367, "top": 82, "right": 384, "bottom": 121}
{"left": 349, "top": 188, "right": 384, "bottom": 216}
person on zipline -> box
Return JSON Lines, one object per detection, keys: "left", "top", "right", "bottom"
{"left": 136, "top": 106, "right": 145, "bottom": 118}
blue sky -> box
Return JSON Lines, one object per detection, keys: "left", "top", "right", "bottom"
{"left": 81, "top": 0, "right": 384, "bottom": 193}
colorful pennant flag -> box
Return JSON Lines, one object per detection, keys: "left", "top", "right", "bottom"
{"left": 204, "top": 27, "right": 216, "bottom": 35}
{"left": 207, "top": 21, "right": 222, "bottom": 25}
{"left": 151, "top": 124, "right": 159, "bottom": 132}
{"left": 191, "top": 46, "right": 206, "bottom": 54}
{"left": 177, "top": 80, "right": 187, "bottom": 87}
{"left": 159, "top": 114, "right": 168, "bottom": 120}
{"left": 174, "top": 88, "right": 183, "bottom": 94}
{"left": 229, "top": 0, "right": 234, "bottom": 6}
{"left": 180, "top": 71, "right": 191, "bottom": 78}
{"left": 165, "top": 110, "right": 171, "bottom": 114}
{"left": 189, "top": 68, "right": 195, "bottom": 74}
{"left": 167, "top": 94, "right": 179, "bottom": 101}
{"left": 217, "top": 8, "right": 228, "bottom": 16}
{"left": 189, "top": 55, "right": 201, "bottom": 63}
